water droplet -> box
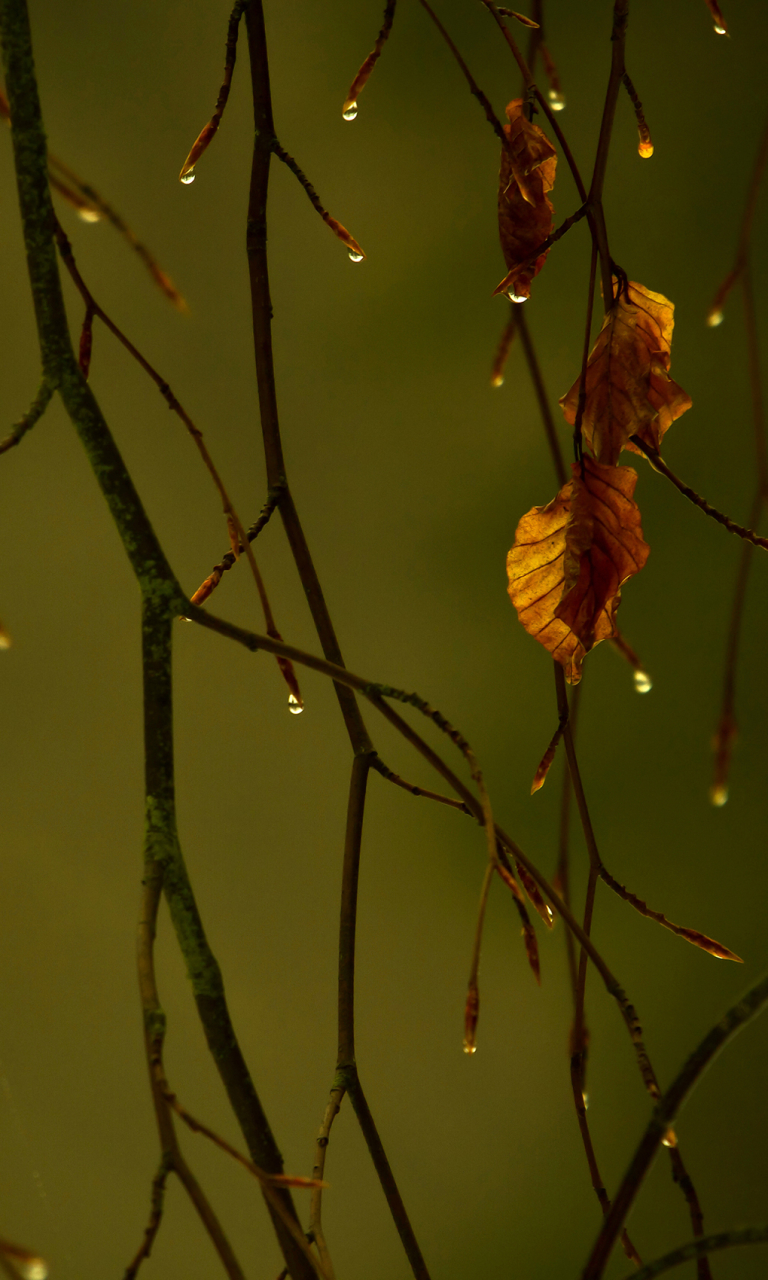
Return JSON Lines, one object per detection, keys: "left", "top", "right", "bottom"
{"left": 462, "top": 1041, "right": 477, "bottom": 1055}
{"left": 288, "top": 693, "right": 304, "bottom": 715}
{"left": 714, "top": 23, "right": 727, "bottom": 34}
{"left": 709, "top": 783, "right": 728, "bottom": 807}
{"left": 507, "top": 291, "right": 528, "bottom": 304}
{"left": 633, "top": 669, "right": 652, "bottom": 694}
{"left": 21, "top": 1262, "right": 48, "bottom": 1280}
{"left": 582, "top": 1091, "right": 589, "bottom": 1110}
{"left": 180, "top": 169, "right": 196, "bottom": 185}
{"left": 342, "top": 101, "right": 358, "bottom": 121}
{"left": 491, "top": 372, "right": 504, "bottom": 388}
{"left": 544, "top": 905, "right": 554, "bottom": 925}
{"left": 707, "top": 308, "right": 724, "bottom": 328}
{"left": 661, "top": 1127, "right": 678, "bottom": 1148}
{"left": 548, "top": 89, "right": 566, "bottom": 112}
{"left": 638, "top": 139, "right": 654, "bottom": 159}
{"left": 77, "top": 207, "right": 101, "bottom": 223}
{"left": 348, "top": 250, "right": 364, "bottom": 263}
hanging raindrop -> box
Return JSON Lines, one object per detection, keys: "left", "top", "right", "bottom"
{"left": 548, "top": 89, "right": 566, "bottom": 111}
{"left": 288, "top": 693, "right": 304, "bottom": 715}
{"left": 180, "top": 169, "right": 196, "bottom": 185}
{"left": 342, "top": 101, "right": 358, "bottom": 121}
{"left": 709, "top": 783, "right": 728, "bottom": 807}
{"left": 633, "top": 669, "right": 652, "bottom": 694}
{"left": 348, "top": 250, "right": 364, "bottom": 262}
{"left": 707, "top": 308, "right": 724, "bottom": 328}
{"left": 77, "top": 207, "right": 101, "bottom": 223}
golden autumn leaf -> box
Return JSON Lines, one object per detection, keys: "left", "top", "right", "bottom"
{"left": 495, "top": 100, "right": 556, "bottom": 303}
{"left": 559, "top": 280, "right": 691, "bottom": 465}
{"left": 507, "top": 459, "right": 650, "bottom": 684}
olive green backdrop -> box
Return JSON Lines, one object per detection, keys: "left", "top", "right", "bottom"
{"left": 1, "top": 2, "right": 767, "bottom": 1277}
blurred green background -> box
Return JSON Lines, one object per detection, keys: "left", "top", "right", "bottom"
{"left": 1, "top": 1, "right": 767, "bottom": 1277}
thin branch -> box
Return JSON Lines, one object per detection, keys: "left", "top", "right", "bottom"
{"left": 136, "top": 789, "right": 247, "bottom": 1280}
{"left": 585, "top": 0, "right": 628, "bottom": 308}
{"left": 141, "top": 597, "right": 316, "bottom": 1280}
{"left": 123, "top": 1156, "right": 172, "bottom": 1280}
{"left": 619, "top": 1225, "right": 768, "bottom": 1280}
{"left": 370, "top": 754, "right": 471, "bottom": 812}
{"left": 185, "top": 600, "right": 679, "bottom": 1105}
{"left": 0, "top": 378, "right": 53, "bottom": 454}
{"left": 187, "top": 483, "right": 286, "bottom": 609}
{"left": 480, "top": 1, "right": 588, "bottom": 202}
{"left": 271, "top": 139, "right": 366, "bottom": 259}
{"left": 54, "top": 218, "right": 302, "bottom": 704}
{"left": 309, "top": 1086, "right": 346, "bottom": 1280}
{"left": 631, "top": 435, "right": 768, "bottom": 550}
{"left": 581, "top": 971, "right": 768, "bottom": 1280}
{"left": 342, "top": 0, "right": 397, "bottom": 117}
{"left": 335, "top": 750, "right": 431, "bottom": 1279}
{"left": 341, "top": 1064, "right": 432, "bottom": 1280}
{"left": 243, "top": 0, "right": 373, "bottom": 756}
{"left": 515, "top": 306, "right": 568, "bottom": 485}
{"left": 179, "top": 0, "right": 248, "bottom": 183}
{"left": 415, "top": 0, "right": 509, "bottom": 149}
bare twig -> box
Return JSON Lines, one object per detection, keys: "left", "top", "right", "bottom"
{"left": 582, "top": 971, "right": 768, "bottom": 1279}
{"left": 179, "top": 0, "right": 248, "bottom": 182}
{"left": 342, "top": 0, "right": 397, "bottom": 117}
{"left": 0, "top": 378, "right": 53, "bottom": 454}
{"left": 619, "top": 1224, "right": 768, "bottom": 1280}
{"left": 631, "top": 434, "right": 768, "bottom": 550}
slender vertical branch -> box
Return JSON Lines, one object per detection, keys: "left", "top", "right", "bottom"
{"left": 334, "top": 749, "right": 431, "bottom": 1278}
{"left": 587, "top": 0, "right": 628, "bottom": 308}
{"left": 243, "top": 0, "right": 372, "bottom": 754}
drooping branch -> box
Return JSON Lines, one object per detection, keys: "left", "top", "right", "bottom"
{"left": 581, "top": 971, "right": 768, "bottom": 1279}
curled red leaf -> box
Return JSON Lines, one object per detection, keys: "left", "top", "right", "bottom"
{"left": 495, "top": 100, "right": 556, "bottom": 302}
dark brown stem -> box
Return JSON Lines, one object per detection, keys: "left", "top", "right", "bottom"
{"left": 179, "top": 0, "right": 247, "bottom": 182}
{"left": 516, "top": 307, "right": 568, "bottom": 485}
{"left": 123, "top": 1157, "right": 171, "bottom": 1279}
{"left": 243, "top": 0, "right": 372, "bottom": 756}
{"left": 587, "top": 1, "right": 628, "bottom": 308}
{"left": 416, "top": 0, "right": 509, "bottom": 149}
{"left": 581, "top": 971, "right": 768, "bottom": 1279}
{"left": 341, "top": 1064, "right": 432, "bottom": 1280}
{"left": 370, "top": 754, "right": 472, "bottom": 813}
{"left": 630, "top": 435, "right": 768, "bottom": 550}
{"left": 310, "top": 1085, "right": 346, "bottom": 1280}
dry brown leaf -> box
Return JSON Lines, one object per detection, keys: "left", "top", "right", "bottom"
{"left": 495, "top": 100, "right": 556, "bottom": 303}
{"left": 560, "top": 280, "right": 691, "bottom": 465}
{"left": 495, "top": 862, "right": 525, "bottom": 904}
{"left": 507, "top": 458, "right": 650, "bottom": 684}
